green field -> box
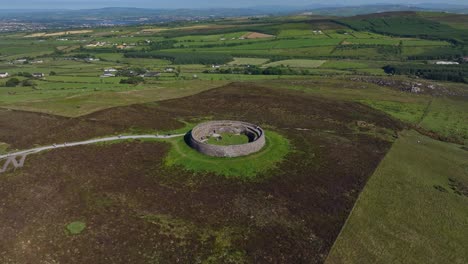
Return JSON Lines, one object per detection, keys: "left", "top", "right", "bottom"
{"left": 420, "top": 97, "right": 468, "bottom": 144}
{"left": 0, "top": 79, "right": 229, "bottom": 116}
{"left": 320, "top": 60, "right": 372, "bottom": 69}
{"left": 360, "top": 100, "right": 428, "bottom": 123}
{"left": 264, "top": 59, "right": 326, "bottom": 68}
{"left": 361, "top": 96, "right": 468, "bottom": 143}
{"left": 327, "top": 130, "right": 468, "bottom": 264}
{"left": 206, "top": 133, "right": 250, "bottom": 146}
{"left": 228, "top": 57, "right": 270, "bottom": 65}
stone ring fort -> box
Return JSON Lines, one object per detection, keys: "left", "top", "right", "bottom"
{"left": 189, "top": 120, "right": 266, "bottom": 157}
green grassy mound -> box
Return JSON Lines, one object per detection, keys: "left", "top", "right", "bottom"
{"left": 164, "top": 130, "right": 290, "bottom": 179}
{"left": 66, "top": 221, "right": 86, "bottom": 235}
{"left": 206, "top": 133, "right": 250, "bottom": 146}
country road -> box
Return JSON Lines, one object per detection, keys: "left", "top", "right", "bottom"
{"left": 0, "top": 133, "right": 185, "bottom": 162}
{"left": 0, "top": 133, "right": 186, "bottom": 173}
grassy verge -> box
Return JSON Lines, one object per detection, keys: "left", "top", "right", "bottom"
{"left": 326, "top": 130, "right": 468, "bottom": 264}
{"left": 0, "top": 142, "right": 10, "bottom": 154}
{"left": 164, "top": 130, "right": 290, "bottom": 179}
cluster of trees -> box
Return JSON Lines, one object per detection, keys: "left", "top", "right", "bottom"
{"left": 204, "top": 66, "right": 310, "bottom": 76}
{"left": 16, "top": 72, "right": 33, "bottom": 78}
{"left": 3, "top": 71, "right": 41, "bottom": 87}
{"left": 124, "top": 51, "right": 233, "bottom": 65}
{"left": 5, "top": 78, "right": 20, "bottom": 87}
{"left": 5, "top": 78, "right": 36, "bottom": 87}
{"left": 73, "top": 53, "right": 96, "bottom": 59}
{"left": 384, "top": 64, "right": 468, "bottom": 83}
{"left": 406, "top": 47, "right": 465, "bottom": 60}
{"left": 116, "top": 67, "right": 147, "bottom": 77}
{"left": 148, "top": 40, "right": 177, "bottom": 50}
{"left": 338, "top": 16, "right": 468, "bottom": 44}
{"left": 119, "top": 76, "right": 145, "bottom": 84}
{"left": 78, "top": 47, "right": 118, "bottom": 54}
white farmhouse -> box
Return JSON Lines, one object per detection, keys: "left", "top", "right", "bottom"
{"left": 0, "top": 72, "right": 9, "bottom": 78}
{"left": 32, "top": 73, "right": 45, "bottom": 78}
{"left": 435, "top": 61, "right": 459, "bottom": 65}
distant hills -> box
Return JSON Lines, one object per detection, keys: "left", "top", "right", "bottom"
{"left": 0, "top": 4, "right": 467, "bottom": 28}
{"left": 270, "top": 3, "right": 468, "bottom": 16}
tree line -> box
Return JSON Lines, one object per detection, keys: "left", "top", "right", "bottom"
{"left": 124, "top": 51, "right": 233, "bottom": 65}
{"left": 384, "top": 64, "right": 468, "bottom": 83}
{"left": 204, "top": 65, "right": 310, "bottom": 76}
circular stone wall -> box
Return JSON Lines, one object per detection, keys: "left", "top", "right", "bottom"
{"left": 189, "top": 121, "right": 266, "bottom": 157}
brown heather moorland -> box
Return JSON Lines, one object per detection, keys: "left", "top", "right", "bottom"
{"left": 0, "top": 83, "right": 403, "bottom": 263}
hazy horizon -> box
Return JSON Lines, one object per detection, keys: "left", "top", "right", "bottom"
{"left": 1, "top": 0, "right": 467, "bottom": 10}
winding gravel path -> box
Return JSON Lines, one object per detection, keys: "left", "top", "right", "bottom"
{"left": 0, "top": 134, "right": 185, "bottom": 173}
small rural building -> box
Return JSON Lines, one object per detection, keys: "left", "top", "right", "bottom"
{"left": 435, "top": 61, "right": 459, "bottom": 65}
{"left": 164, "top": 67, "right": 175, "bottom": 72}
{"left": 101, "top": 68, "right": 118, "bottom": 77}
{"left": 32, "top": 73, "right": 45, "bottom": 78}
{"left": 84, "top": 58, "right": 100, "bottom": 62}
{"left": 0, "top": 72, "right": 9, "bottom": 78}
{"left": 100, "top": 73, "right": 114, "bottom": 78}
{"left": 141, "top": 71, "right": 161, "bottom": 78}
{"left": 86, "top": 42, "right": 107, "bottom": 47}
{"left": 101, "top": 71, "right": 116, "bottom": 78}
{"left": 13, "top": 59, "right": 27, "bottom": 64}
